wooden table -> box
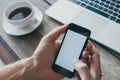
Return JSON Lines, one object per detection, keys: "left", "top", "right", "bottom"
{"left": 0, "top": 0, "right": 120, "bottom": 80}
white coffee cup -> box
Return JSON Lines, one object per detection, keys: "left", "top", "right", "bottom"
{"left": 4, "top": 1, "right": 37, "bottom": 28}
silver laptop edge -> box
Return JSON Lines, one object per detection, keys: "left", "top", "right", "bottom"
{"left": 46, "top": 0, "right": 120, "bottom": 53}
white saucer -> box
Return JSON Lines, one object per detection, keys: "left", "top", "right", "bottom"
{"left": 2, "top": 7, "right": 43, "bottom": 36}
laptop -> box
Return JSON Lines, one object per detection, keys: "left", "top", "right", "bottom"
{"left": 46, "top": 0, "right": 120, "bottom": 54}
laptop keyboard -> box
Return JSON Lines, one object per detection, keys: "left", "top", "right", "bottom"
{"left": 69, "top": 0, "right": 120, "bottom": 24}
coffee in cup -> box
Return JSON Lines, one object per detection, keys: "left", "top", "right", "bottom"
{"left": 8, "top": 7, "right": 32, "bottom": 20}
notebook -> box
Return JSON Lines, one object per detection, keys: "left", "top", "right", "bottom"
{"left": 46, "top": 0, "right": 120, "bottom": 54}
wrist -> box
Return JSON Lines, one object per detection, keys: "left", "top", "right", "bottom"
{"left": 20, "top": 57, "right": 36, "bottom": 80}
{"left": 0, "top": 57, "right": 36, "bottom": 80}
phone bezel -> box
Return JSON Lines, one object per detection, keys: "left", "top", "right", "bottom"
{"left": 52, "top": 23, "right": 91, "bottom": 78}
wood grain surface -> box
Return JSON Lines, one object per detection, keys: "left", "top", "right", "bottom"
{"left": 0, "top": 36, "right": 20, "bottom": 64}
{"left": 0, "top": 0, "right": 120, "bottom": 80}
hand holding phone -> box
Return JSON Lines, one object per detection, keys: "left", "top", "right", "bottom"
{"left": 52, "top": 23, "right": 91, "bottom": 78}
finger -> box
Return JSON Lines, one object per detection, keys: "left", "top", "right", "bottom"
{"left": 81, "top": 57, "right": 91, "bottom": 67}
{"left": 90, "top": 46, "right": 100, "bottom": 64}
{"left": 89, "top": 46, "right": 101, "bottom": 79}
{"left": 74, "top": 72, "right": 81, "bottom": 80}
{"left": 91, "top": 47, "right": 101, "bottom": 64}
{"left": 90, "top": 48, "right": 102, "bottom": 80}
{"left": 44, "top": 24, "right": 68, "bottom": 42}
{"left": 74, "top": 76, "right": 80, "bottom": 80}
{"left": 73, "top": 59, "right": 91, "bottom": 80}
{"left": 82, "top": 50, "right": 89, "bottom": 58}
{"left": 55, "top": 40, "right": 61, "bottom": 48}
{"left": 86, "top": 41, "right": 92, "bottom": 51}
{"left": 87, "top": 55, "right": 91, "bottom": 67}
{"left": 82, "top": 41, "right": 92, "bottom": 58}
{"left": 87, "top": 41, "right": 100, "bottom": 66}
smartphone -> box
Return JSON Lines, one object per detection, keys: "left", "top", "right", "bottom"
{"left": 52, "top": 23, "right": 91, "bottom": 78}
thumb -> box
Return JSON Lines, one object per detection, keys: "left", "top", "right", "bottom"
{"left": 43, "top": 25, "right": 68, "bottom": 43}
{"left": 73, "top": 59, "right": 91, "bottom": 80}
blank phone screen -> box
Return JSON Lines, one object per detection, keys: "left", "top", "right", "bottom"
{"left": 55, "top": 29, "right": 87, "bottom": 72}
